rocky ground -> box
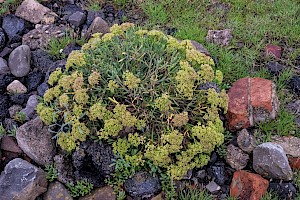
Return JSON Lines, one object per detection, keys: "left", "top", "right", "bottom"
{"left": 0, "top": 0, "right": 299, "bottom": 200}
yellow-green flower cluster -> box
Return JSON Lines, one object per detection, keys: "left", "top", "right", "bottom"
{"left": 48, "top": 68, "right": 62, "bottom": 86}
{"left": 88, "top": 102, "right": 112, "bottom": 121}
{"left": 154, "top": 93, "right": 172, "bottom": 112}
{"left": 198, "top": 64, "right": 215, "bottom": 83}
{"left": 110, "top": 23, "right": 134, "bottom": 35}
{"left": 175, "top": 61, "right": 198, "bottom": 99}
{"left": 59, "top": 94, "right": 69, "bottom": 107}
{"left": 44, "top": 86, "right": 61, "bottom": 102}
{"left": 88, "top": 71, "right": 101, "bottom": 86}
{"left": 36, "top": 103, "right": 57, "bottom": 125}
{"left": 65, "top": 50, "right": 86, "bottom": 70}
{"left": 108, "top": 80, "right": 119, "bottom": 93}
{"left": 172, "top": 112, "right": 189, "bottom": 127}
{"left": 74, "top": 89, "right": 89, "bottom": 105}
{"left": 124, "top": 71, "right": 141, "bottom": 89}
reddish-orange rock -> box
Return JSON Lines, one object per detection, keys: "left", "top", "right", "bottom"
{"left": 227, "top": 77, "right": 278, "bottom": 132}
{"left": 227, "top": 78, "right": 250, "bottom": 131}
{"left": 230, "top": 170, "right": 269, "bottom": 200}
{"left": 265, "top": 44, "right": 282, "bottom": 59}
{"left": 289, "top": 157, "right": 300, "bottom": 170}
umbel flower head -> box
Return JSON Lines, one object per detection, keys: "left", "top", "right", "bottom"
{"left": 37, "top": 23, "right": 228, "bottom": 181}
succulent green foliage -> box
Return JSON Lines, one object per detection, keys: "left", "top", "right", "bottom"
{"left": 37, "top": 24, "right": 228, "bottom": 181}
{"left": 66, "top": 179, "right": 93, "bottom": 197}
{"left": 45, "top": 164, "right": 58, "bottom": 182}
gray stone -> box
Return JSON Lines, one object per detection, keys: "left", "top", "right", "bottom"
{"left": 15, "top": 0, "right": 57, "bottom": 24}
{"left": 206, "top": 181, "right": 221, "bottom": 194}
{"left": 124, "top": 171, "right": 161, "bottom": 199}
{"left": 0, "top": 57, "right": 10, "bottom": 74}
{"left": 8, "top": 45, "right": 31, "bottom": 77}
{"left": 237, "top": 129, "right": 256, "bottom": 153}
{"left": 191, "top": 40, "right": 210, "bottom": 56}
{"left": 0, "top": 28, "right": 6, "bottom": 52}
{"left": 225, "top": 144, "right": 249, "bottom": 170}
{"left": 0, "top": 158, "right": 47, "bottom": 200}
{"left": 37, "top": 82, "right": 49, "bottom": 96}
{"left": 2, "top": 14, "right": 26, "bottom": 42}
{"left": 271, "top": 136, "right": 300, "bottom": 157}
{"left": 253, "top": 142, "right": 293, "bottom": 181}
{"left": 16, "top": 117, "right": 56, "bottom": 166}
{"left": 7, "top": 80, "right": 28, "bottom": 94}
{"left": 68, "top": 11, "right": 86, "bottom": 27}
{"left": 20, "top": 95, "right": 39, "bottom": 120}
{"left": 22, "top": 24, "right": 66, "bottom": 50}
{"left": 43, "top": 181, "right": 73, "bottom": 200}
{"left": 54, "top": 154, "right": 75, "bottom": 185}
{"left": 206, "top": 29, "right": 233, "bottom": 46}
{"left": 8, "top": 105, "right": 23, "bottom": 118}
{"left": 87, "top": 17, "right": 110, "bottom": 36}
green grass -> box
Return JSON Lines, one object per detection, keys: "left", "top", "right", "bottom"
{"left": 46, "top": 32, "right": 87, "bottom": 60}
{"left": 139, "top": 0, "right": 299, "bottom": 84}
{"left": 0, "top": 0, "right": 22, "bottom": 15}
{"left": 178, "top": 187, "right": 212, "bottom": 200}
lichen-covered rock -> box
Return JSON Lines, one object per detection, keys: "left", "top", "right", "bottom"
{"left": 78, "top": 186, "right": 116, "bottom": 200}
{"left": 0, "top": 158, "right": 47, "bottom": 200}
{"left": 237, "top": 129, "right": 256, "bottom": 153}
{"left": 225, "top": 144, "right": 249, "bottom": 170}
{"left": 124, "top": 171, "right": 161, "bottom": 199}
{"left": 43, "top": 181, "right": 73, "bottom": 200}
{"left": 206, "top": 29, "right": 232, "bottom": 46}
{"left": 16, "top": 117, "right": 56, "bottom": 166}
{"left": 54, "top": 154, "right": 75, "bottom": 185}
{"left": 253, "top": 142, "right": 293, "bottom": 181}
{"left": 230, "top": 170, "right": 269, "bottom": 200}
{"left": 227, "top": 77, "right": 279, "bottom": 131}
{"left": 269, "top": 182, "right": 296, "bottom": 199}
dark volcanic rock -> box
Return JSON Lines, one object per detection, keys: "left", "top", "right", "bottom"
{"left": 31, "top": 49, "right": 54, "bottom": 73}
{"left": 0, "top": 94, "right": 9, "bottom": 121}
{"left": 0, "top": 158, "right": 48, "bottom": 200}
{"left": 72, "top": 140, "right": 115, "bottom": 187}
{"left": 124, "top": 171, "right": 161, "bottom": 199}
{"left": 62, "top": 43, "right": 81, "bottom": 57}
{"left": 68, "top": 11, "right": 86, "bottom": 27}
{"left": 208, "top": 164, "right": 227, "bottom": 186}
{"left": 2, "top": 14, "right": 26, "bottom": 43}
{"left": 267, "top": 61, "right": 284, "bottom": 76}
{"left": 198, "top": 82, "right": 220, "bottom": 93}
{"left": 26, "top": 71, "right": 44, "bottom": 91}
{"left": 0, "top": 74, "right": 14, "bottom": 92}
{"left": 269, "top": 182, "right": 296, "bottom": 199}
{"left": 290, "top": 76, "right": 300, "bottom": 95}
{"left": 0, "top": 28, "right": 6, "bottom": 52}
{"left": 10, "top": 94, "right": 29, "bottom": 105}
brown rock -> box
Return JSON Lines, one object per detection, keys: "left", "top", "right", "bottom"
{"left": 79, "top": 186, "right": 116, "bottom": 200}
{"left": 7, "top": 80, "right": 27, "bottom": 94}
{"left": 191, "top": 40, "right": 210, "bottom": 56}
{"left": 265, "top": 44, "right": 282, "bottom": 59}
{"left": 15, "top": 0, "right": 57, "bottom": 24}
{"left": 0, "top": 136, "right": 22, "bottom": 153}
{"left": 271, "top": 136, "right": 300, "bottom": 157}
{"left": 225, "top": 144, "right": 249, "bottom": 170}
{"left": 43, "top": 181, "right": 73, "bottom": 200}
{"left": 227, "top": 77, "right": 279, "bottom": 131}
{"left": 227, "top": 77, "right": 250, "bottom": 131}
{"left": 230, "top": 170, "right": 269, "bottom": 200}
{"left": 289, "top": 157, "right": 300, "bottom": 170}
{"left": 151, "top": 192, "right": 164, "bottom": 200}
{"left": 87, "top": 17, "right": 110, "bottom": 36}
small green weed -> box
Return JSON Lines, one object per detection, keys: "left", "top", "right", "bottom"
{"left": 66, "top": 179, "right": 93, "bottom": 197}
{"left": 45, "top": 164, "right": 58, "bottom": 182}
{"left": 7, "top": 125, "right": 17, "bottom": 137}
{"left": 178, "top": 187, "right": 212, "bottom": 200}
{"left": 14, "top": 112, "right": 26, "bottom": 123}
{"left": 0, "top": 0, "right": 22, "bottom": 15}
{"left": 261, "top": 191, "right": 279, "bottom": 200}
{"left": 216, "top": 130, "right": 233, "bottom": 158}
{"left": 0, "top": 123, "right": 6, "bottom": 136}
{"left": 86, "top": 0, "right": 103, "bottom": 11}
{"left": 258, "top": 108, "right": 297, "bottom": 138}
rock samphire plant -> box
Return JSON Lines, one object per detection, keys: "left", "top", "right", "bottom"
{"left": 37, "top": 23, "right": 228, "bottom": 196}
